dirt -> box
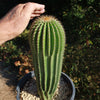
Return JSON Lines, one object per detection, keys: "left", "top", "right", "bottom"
{"left": 0, "top": 62, "right": 17, "bottom": 100}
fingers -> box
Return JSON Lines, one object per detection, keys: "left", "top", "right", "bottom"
{"left": 33, "top": 3, "right": 45, "bottom": 11}
{"left": 30, "top": 14, "right": 40, "bottom": 19}
{"left": 34, "top": 8, "right": 45, "bottom": 14}
{"left": 22, "top": 2, "right": 45, "bottom": 16}
{"left": 30, "top": 9, "right": 45, "bottom": 19}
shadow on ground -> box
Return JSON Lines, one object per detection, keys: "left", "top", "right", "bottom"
{"left": 0, "top": 61, "right": 18, "bottom": 87}
{"left": 0, "top": 61, "right": 18, "bottom": 100}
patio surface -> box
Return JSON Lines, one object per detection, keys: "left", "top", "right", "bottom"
{"left": 0, "top": 62, "right": 17, "bottom": 100}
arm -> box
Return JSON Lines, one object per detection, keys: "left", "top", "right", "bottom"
{"left": 0, "top": 2, "right": 45, "bottom": 45}
{"left": 0, "top": 19, "right": 10, "bottom": 45}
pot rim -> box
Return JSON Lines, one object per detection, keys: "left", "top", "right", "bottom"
{"left": 61, "top": 72, "right": 75, "bottom": 100}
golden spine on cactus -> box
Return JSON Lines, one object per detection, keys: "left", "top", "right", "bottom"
{"left": 29, "top": 15, "right": 65, "bottom": 100}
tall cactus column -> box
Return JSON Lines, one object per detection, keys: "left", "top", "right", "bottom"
{"left": 29, "top": 15, "right": 65, "bottom": 100}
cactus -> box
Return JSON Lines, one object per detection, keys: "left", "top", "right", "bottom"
{"left": 29, "top": 15, "right": 65, "bottom": 100}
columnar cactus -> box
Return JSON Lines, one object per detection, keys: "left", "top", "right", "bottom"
{"left": 29, "top": 15, "right": 65, "bottom": 100}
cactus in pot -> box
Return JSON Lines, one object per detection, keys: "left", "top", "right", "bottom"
{"left": 29, "top": 15, "right": 65, "bottom": 100}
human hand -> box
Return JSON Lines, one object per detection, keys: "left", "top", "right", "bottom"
{"left": 0, "top": 2, "right": 45, "bottom": 41}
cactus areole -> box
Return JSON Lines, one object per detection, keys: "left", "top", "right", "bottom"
{"left": 29, "top": 15, "right": 65, "bottom": 100}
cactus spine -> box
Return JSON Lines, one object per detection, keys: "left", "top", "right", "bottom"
{"left": 29, "top": 15, "right": 65, "bottom": 100}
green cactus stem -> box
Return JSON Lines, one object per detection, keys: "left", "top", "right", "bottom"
{"left": 29, "top": 15, "right": 65, "bottom": 100}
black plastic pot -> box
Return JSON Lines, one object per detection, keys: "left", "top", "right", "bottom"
{"left": 16, "top": 71, "right": 75, "bottom": 100}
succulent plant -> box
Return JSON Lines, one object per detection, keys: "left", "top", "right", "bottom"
{"left": 29, "top": 15, "right": 65, "bottom": 100}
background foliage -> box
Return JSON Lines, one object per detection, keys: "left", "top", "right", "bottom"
{"left": 0, "top": 0, "right": 100, "bottom": 100}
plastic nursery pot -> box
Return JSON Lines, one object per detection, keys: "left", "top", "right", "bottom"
{"left": 16, "top": 71, "right": 75, "bottom": 100}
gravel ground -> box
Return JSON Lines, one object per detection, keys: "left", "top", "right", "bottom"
{"left": 21, "top": 77, "right": 72, "bottom": 100}
{"left": 0, "top": 62, "right": 17, "bottom": 100}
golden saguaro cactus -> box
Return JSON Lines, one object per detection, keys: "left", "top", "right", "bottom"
{"left": 29, "top": 15, "right": 65, "bottom": 100}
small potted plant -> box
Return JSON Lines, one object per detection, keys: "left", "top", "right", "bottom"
{"left": 16, "top": 15, "right": 75, "bottom": 100}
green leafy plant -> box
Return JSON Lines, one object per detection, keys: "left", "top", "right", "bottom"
{"left": 29, "top": 15, "right": 65, "bottom": 100}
